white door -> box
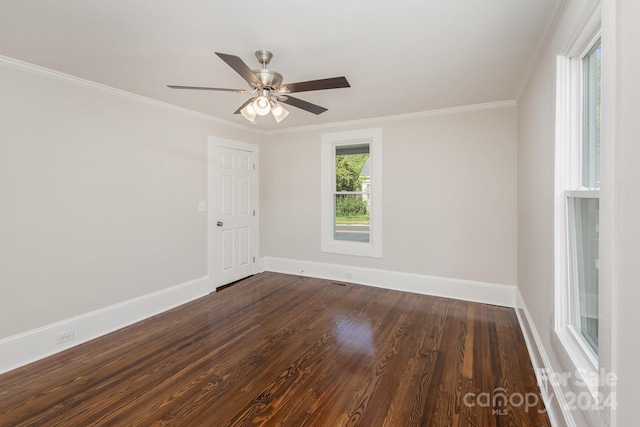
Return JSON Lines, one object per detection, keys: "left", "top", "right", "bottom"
{"left": 208, "top": 138, "right": 258, "bottom": 288}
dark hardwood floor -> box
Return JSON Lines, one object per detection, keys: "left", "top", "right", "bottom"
{"left": 0, "top": 272, "right": 550, "bottom": 426}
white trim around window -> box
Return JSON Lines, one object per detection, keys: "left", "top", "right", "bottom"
{"left": 321, "top": 128, "right": 382, "bottom": 258}
{"left": 554, "top": 2, "right": 607, "bottom": 413}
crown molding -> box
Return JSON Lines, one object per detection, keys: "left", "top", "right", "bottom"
{"left": 0, "top": 55, "right": 264, "bottom": 134}
{"left": 515, "top": 0, "right": 568, "bottom": 102}
{"left": 263, "top": 100, "right": 518, "bottom": 135}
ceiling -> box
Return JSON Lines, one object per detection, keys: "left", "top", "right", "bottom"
{"left": 0, "top": 0, "right": 562, "bottom": 131}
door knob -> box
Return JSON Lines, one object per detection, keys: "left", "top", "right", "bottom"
{"left": 216, "top": 221, "right": 223, "bottom": 227}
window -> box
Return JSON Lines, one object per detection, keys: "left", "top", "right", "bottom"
{"left": 555, "top": 35, "right": 602, "bottom": 376}
{"left": 567, "top": 41, "right": 601, "bottom": 356}
{"left": 334, "top": 144, "right": 371, "bottom": 243}
{"left": 554, "top": 8, "right": 615, "bottom": 425}
{"left": 321, "top": 128, "right": 382, "bottom": 258}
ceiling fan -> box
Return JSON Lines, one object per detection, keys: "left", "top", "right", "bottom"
{"left": 168, "top": 50, "right": 350, "bottom": 123}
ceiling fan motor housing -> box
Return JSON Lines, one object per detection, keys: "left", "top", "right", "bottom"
{"left": 252, "top": 69, "right": 283, "bottom": 91}
{"left": 252, "top": 50, "right": 284, "bottom": 92}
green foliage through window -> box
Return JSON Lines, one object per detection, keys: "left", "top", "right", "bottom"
{"left": 335, "top": 194, "right": 368, "bottom": 217}
{"left": 335, "top": 152, "right": 370, "bottom": 218}
{"left": 335, "top": 154, "right": 369, "bottom": 191}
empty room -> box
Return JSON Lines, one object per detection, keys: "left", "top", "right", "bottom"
{"left": 0, "top": 1, "right": 638, "bottom": 426}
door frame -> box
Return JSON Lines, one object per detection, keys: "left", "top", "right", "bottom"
{"left": 207, "top": 136, "right": 259, "bottom": 289}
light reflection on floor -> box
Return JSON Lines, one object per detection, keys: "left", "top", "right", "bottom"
{"left": 336, "top": 317, "right": 374, "bottom": 355}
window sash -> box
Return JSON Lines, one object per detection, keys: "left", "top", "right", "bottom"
{"left": 332, "top": 144, "right": 371, "bottom": 244}
{"left": 334, "top": 191, "right": 368, "bottom": 195}
{"left": 333, "top": 194, "right": 371, "bottom": 243}
{"left": 582, "top": 40, "right": 601, "bottom": 189}
{"left": 566, "top": 193, "right": 599, "bottom": 357}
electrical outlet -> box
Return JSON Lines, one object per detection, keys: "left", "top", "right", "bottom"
{"left": 56, "top": 330, "right": 75, "bottom": 345}
{"left": 197, "top": 201, "right": 207, "bottom": 212}
{"left": 345, "top": 272, "right": 354, "bottom": 279}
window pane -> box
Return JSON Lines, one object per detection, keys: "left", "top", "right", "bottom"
{"left": 568, "top": 197, "right": 599, "bottom": 354}
{"left": 582, "top": 41, "right": 601, "bottom": 188}
{"left": 334, "top": 194, "right": 370, "bottom": 242}
{"left": 335, "top": 145, "right": 370, "bottom": 192}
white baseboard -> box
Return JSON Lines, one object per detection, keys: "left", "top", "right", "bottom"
{"left": 263, "top": 256, "right": 516, "bottom": 307}
{"left": 515, "top": 289, "right": 576, "bottom": 427}
{"left": 0, "top": 276, "right": 212, "bottom": 375}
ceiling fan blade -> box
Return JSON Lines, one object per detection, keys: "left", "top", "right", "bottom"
{"left": 215, "top": 52, "right": 263, "bottom": 88}
{"left": 282, "top": 76, "right": 350, "bottom": 94}
{"left": 167, "top": 85, "right": 246, "bottom": 93}
{"left": 279, "top": 96, "right": 328, "bottom": 115}
{"left": 233, "top": 98, "right": 256, "bottom": 114}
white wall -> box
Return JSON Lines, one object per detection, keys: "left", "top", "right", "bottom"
{"left": 0, "top": 60, "right": 260, "bottom": 340}
{"left": 609, "top": 0, "right": 640, "bottom": 425}
{"left": 261, "top": 105, "right": 518, "bottom": 287}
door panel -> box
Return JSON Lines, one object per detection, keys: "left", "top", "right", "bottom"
{"left": 221, "top": 229, "right": 234, "bottom": 271}
{"left": 238, "top": 176, "right": 250, "bottom": 215}
{"left": 221, "top": 175, "right": 233, "bottom": 216}
{"left": 210, "top": 141, "right": 258, "bottom": 288}
{"left": 238, "top": 226, "right": 250, "bottom": 266}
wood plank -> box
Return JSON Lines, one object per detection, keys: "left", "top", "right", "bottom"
{"left": 0, "top": 272, "right": 551, "bottom": 426}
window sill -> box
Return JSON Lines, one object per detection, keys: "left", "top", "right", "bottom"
{"left": 321, "top": 241, "right": 382, "bottom": 258}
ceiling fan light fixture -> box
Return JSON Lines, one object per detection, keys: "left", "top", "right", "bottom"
{"left": 253, "top": 96, "right": 271, "bottom": 116}
{"left": 240, "top": 102, "right": 257, "bottom": 121}
{"left": 169, "top": 51, "right": 349, "bottom": 124}
{"left": 271, "top": 102, "right": 289, "bottom": 123}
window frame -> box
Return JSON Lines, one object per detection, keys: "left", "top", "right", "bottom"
{"left": 321, "top": 128, "right": 382, "bottom": 258}
{"left": 554, "top": 25, "right": 602, "bottom": 397}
